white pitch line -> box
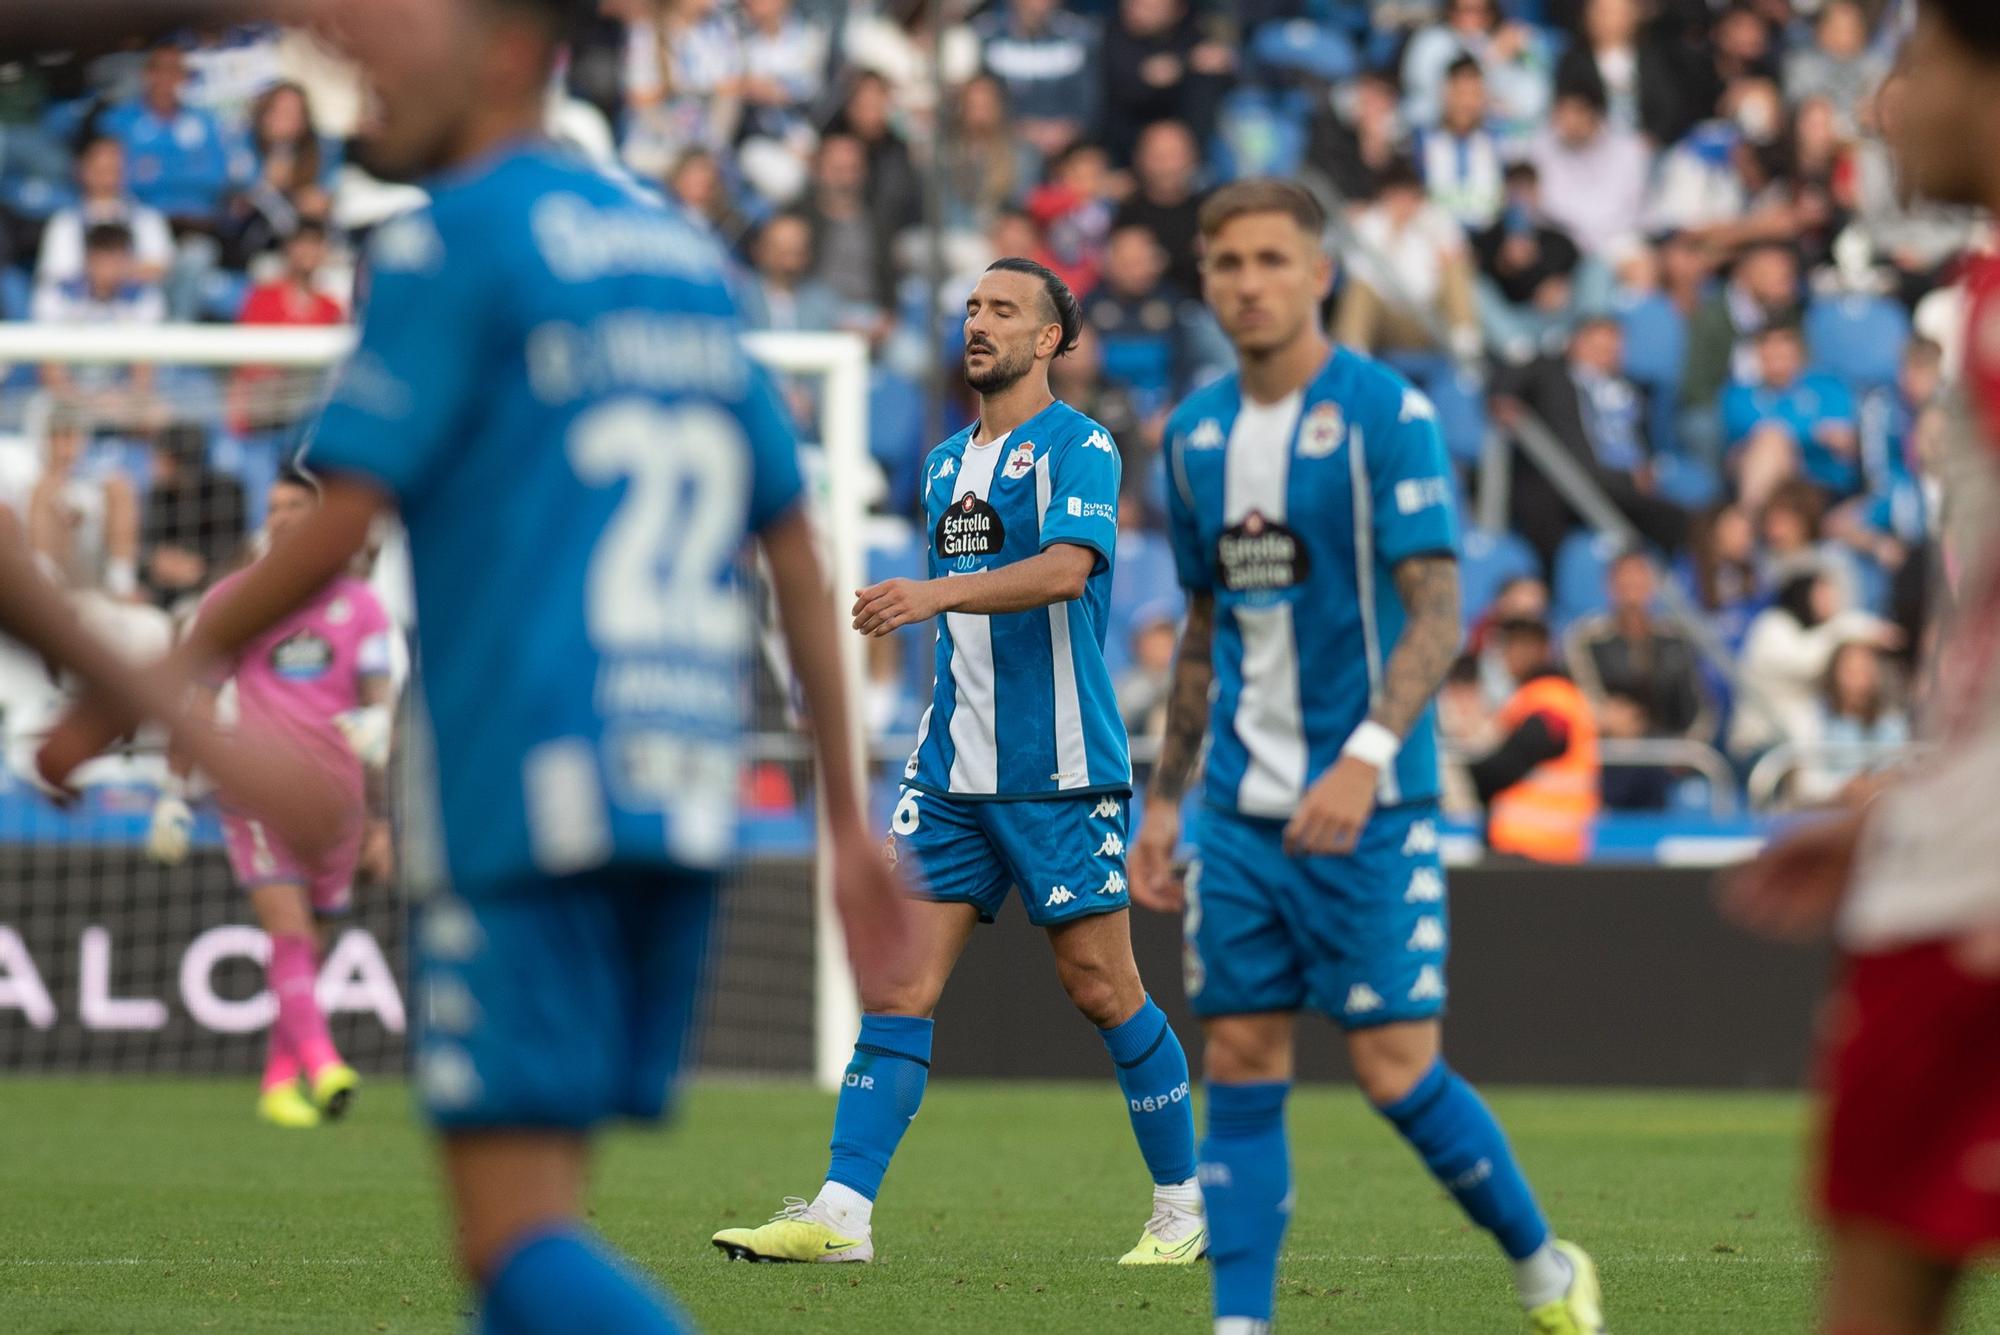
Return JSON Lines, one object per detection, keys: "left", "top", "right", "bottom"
{"left": 0, "top": 1256, "right": 375, "bottom": 1268}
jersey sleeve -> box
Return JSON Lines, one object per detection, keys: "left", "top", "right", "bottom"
{"left": 353, "top": 587, "right": 396, "bottom": 680}
{"left": 1163, "top": 429, "right": 1212, "bottom": 592}
{"left": 306, "top": 212, "right": 482, "bottom": 500}
{"left": 737, "top": 359, "right": 806, "bottom": 532}
{"left": 1370, "top": 384, "right": 1460, "bottom": 565}
{"left": 1038, "top": 424, "right": 1121, "bottom": 573}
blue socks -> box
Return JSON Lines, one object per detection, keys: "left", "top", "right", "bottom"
{"left": 1201, "top": 1081, "right": 1293, "bottom": 1325}
{"left": 825, "top": 1013, "right": 934, "bottom": 1200}
{"left": 479, "top": 1226, "right": 687, "bottom": 1334}
{"left": 1098, "top": 995, "right": 1198, "bottom": 1185}
{"left": 1375, "top": 1059, "right": 1551, "bottom": 1260}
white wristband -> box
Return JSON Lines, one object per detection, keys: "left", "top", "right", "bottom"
{"left": 1340, "top": 720, "right": 1400, "bottom": 770}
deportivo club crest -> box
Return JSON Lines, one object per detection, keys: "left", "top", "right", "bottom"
{"left": 1299, "top": 401, "right": 1345, "bottom": 458}
{"left": 1002, "top": 441, "right": 1036, "bottom": 480}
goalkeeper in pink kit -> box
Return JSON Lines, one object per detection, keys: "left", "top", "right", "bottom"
{"left": 150, "top": 470, "right": 397, "bottom": 1128}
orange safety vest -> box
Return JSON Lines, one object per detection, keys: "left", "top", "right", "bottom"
{"left": 1487, "top": 674, "right": 1601, "bottom": 863}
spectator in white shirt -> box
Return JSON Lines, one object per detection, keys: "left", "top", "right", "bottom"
{"left": 25, "top": 409, "right": 139, "bottom": 602}
{"left": 1334, "top": 159, "right": 1482, "bottom": 362}
{"left": 1401, "top": 0, "right": 1553, "bottom": 143}
{"left": 35, "top": 136, "right": 174, "bottom": 300}
{"left": 1528, "top": 75, "right": 1650, "bottom": 257}
{"left": 1416, "top": 55, "right": 1508, "bottom": 231}
{"left": 31, "top": 223, "right": 164, "bottom": 426}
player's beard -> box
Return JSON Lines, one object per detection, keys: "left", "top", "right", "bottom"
{"left": 964, "top": 341, "right": 1035, "bottom": 395}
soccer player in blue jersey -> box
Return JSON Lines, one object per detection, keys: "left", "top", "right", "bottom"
{"left": 43, "top": 1, "right": 909, "bottom": 1331}
{"left": 712, "top": 258, "right": 1205, "bottom": 1267}
{"left": 1128, "top": 179, "right": 1604, "bottom": 1335}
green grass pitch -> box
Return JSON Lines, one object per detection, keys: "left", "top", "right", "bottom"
{"left": 1, "top": 1079, "right": 1994, "bottom": 1333}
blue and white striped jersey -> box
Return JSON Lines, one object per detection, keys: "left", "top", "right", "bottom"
{"left": 1163, "top": 348, "right": 1459, "bottom": 819}
{"left": 903, "top": 399, "right": 1131, "bottom": 801}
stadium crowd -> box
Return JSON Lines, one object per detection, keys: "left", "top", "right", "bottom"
{"left": 0, "top": 0, "right": 1976, "bottom": 820}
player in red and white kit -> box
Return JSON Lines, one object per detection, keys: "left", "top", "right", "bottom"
{"left": 148, "top": 470, "right": 397, "bottom": 1129}
{"left": 1729, "top": 5, "right": 2000, "bottom": 1330}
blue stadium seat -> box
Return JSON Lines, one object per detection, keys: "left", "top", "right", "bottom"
{"left": 0, "top": 267, "right": 30, "bottom": 321}
{"left": 1806, "top": 293, "right": 1911, "bottom": 396}
{"left": 1552, "top": 530, "right": 1622, "bottom": 628}
{"left": 1458, "top": 527, "right": 1540, "bottom": 627}
{"left": 1250, "top": 20, "right": 1360, "bottom": 85}
{"left": 1617, "top": 293, "right": 1687, "bottom": 457}
{"left": 1208, "top": 88, "right": 1309, "bottom": 182}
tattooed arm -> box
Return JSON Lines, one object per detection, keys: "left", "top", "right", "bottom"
{"left": 1130, "top": 590, "right": 1215, "bottom": 911}
{"left": 1282, "top": 552, "right": 1462, "bottom": 857}
{"left": 1370, "top": 553, "right": 1464, "bottom": 739}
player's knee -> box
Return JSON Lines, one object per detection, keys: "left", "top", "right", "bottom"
{"left": 1201, "top": 1019, "right": 1290, "bottom": 1083}
{"left": 1058, "top": 957, "right": 1138, "bottom": 1028}
{"left": 1348, "top": 1023, "right": 1441, "bottom": 1106}
{"left": 857, "top": 973, "right": 941, "bottom": 1017}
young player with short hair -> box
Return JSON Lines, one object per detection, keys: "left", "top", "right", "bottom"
{"left": 147, "top": 470, "right": 395, "bottom": 1129}
{"left": 42, "top": 0, "right": 910, "bottom": 1330}
{"left": 1129, "top": 178, "right": 1601, "bottom": 1334}
{"left": 1729, "top": 5, "right": 2000, "bottom": 1331}
{"left": 712, "top": 256, "right": 1205, "bottom": 1267}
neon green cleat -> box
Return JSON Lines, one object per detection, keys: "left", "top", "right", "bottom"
{"left": 256, "top": 1083, "right": 321, "bottom": 1129}
{"left": 1527, "top": 1241, "right": 1604, "bottom": 1334}
{"left": 712, "top": 1198, "right": 873, "bottom": 1263}
{"left": 310, "top": 1062, "right": 360, "bottom": 1120}
{"left": 1117, "top": 1198, "right": 1208, "bottom": 1265}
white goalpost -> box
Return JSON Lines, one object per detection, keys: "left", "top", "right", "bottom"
{"left": 0, "top": 321, "right": 870, "bottom": 1091}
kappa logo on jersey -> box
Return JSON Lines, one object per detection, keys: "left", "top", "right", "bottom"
{"left": 1091, "top": 797, "right": 1121, "bottom": 819}
{"left": 1407, "top": 916, "right": 1445, "bottom": 951}
{"left": 1344, "top": 983, "right": 1384, "bottom": 1015}
{"left": 1403, "top": 819, "right": 1439, "bottom": 856}
{"left": 369, "top": 212, "right": 444, "bottom": 274}
{"left": 1400, "top": 388, "right": 1437, "bottom": 423}
{"left": 1096, "top": 833, "right": 1125, "bottom": 858}
{"left": 932, "top": 456, "right": 956, "bottom": 483}
{"left": 935, "top": 490, "right": 1005, "bottom": 560}
{"left": 1002, "top": 441, "right": 1037, "bottom": 480}
{"left": 1098, "top": 870, "right": 1127, "bottom": 896}
{"left": 1404, "top": 866, "right": 1444, "bottom": 903}
{"left": 1298, "top": 401, "right": 1346, "bottom": 458}
{"left": 1082, "top": 429, "right": 1115, "bottom": 454}
{"left": 1408, "top": 965, "right": 1446, "bottom": 1001}
{"left": 1215, "top": 509, "right": 1311, "bottom": 593}
{"left": 270, "top": 630, "right": 334, "bottom": 682}
{"left": 1045, "top": 885, "right": 1076, "bottom": 908}
{"left": 1188, "top": 418, "right": 1224, "bottom": 450}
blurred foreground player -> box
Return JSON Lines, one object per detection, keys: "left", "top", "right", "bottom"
{"left": 1130, "top": 179, "right": 1601, "bottom": 1334}
{"left": 42, "top": 0, "right": 910, "bottom": 1330}
{"left": 1729, "top": 5, "right": 2000, "bottom": 1332}
{"left": 148, "top": 471, "right": 395, "bottom": 1130}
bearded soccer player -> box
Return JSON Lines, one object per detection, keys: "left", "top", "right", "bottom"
{"left": 147, "top": 471, "right": 395, "bottom": 1130}
{"left": 1129, "top": 179, "right": 1601, "bottom": 1335}
{"left": 712, "top": 258, "right": 1204, "bottom": 1267}
{"left": 1729, "top": 5, "right": 2000, "bottom": 1332}
{"left": 40, "top": 1, "right": 909, "bottom": 1330}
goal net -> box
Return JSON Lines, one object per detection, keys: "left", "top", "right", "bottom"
{"left": 0, "top": 321, "right": 870, "bottom": 1090}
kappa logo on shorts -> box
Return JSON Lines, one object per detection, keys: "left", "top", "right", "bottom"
{"left": 1344, "top": 983, "right": 1384, "bottom": 1015}
{"left": 1407, "top": 916, "right": 1445, "bottom": 951}
{"left": 1091, "top": 797, "right": 1121, "bottom": 819}
{"left": 1402, "top": 820, "right": 1439, "bottom": 856}
{"left": 1404, "top": 867, "right": 1444, "bottom": 903}
{"left": 1098, "top": 871, "right": 1127, "bottom": 896}
{"left": 1408, "top": 965, "right": 1446, "bottom": 1001}
{"left": 1095, "top": 833, "right": 1125, "bottom": 858}
{"left": 1046, "top": 885, "right": 1076, "bottom": 907}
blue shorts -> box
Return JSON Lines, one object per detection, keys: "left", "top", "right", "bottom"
{"left": 413, "top": 869, "right": 719, "bottom": 1130}
{"left": 1183, "top": 801, "right": 1447, "bottom": 1027}
{"left": 888, "top": 785, "right": 1131, "bottom": 927}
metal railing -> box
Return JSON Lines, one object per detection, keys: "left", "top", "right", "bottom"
{"left": 1746, "top": 740, "right": 1928, "bottom": 812}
